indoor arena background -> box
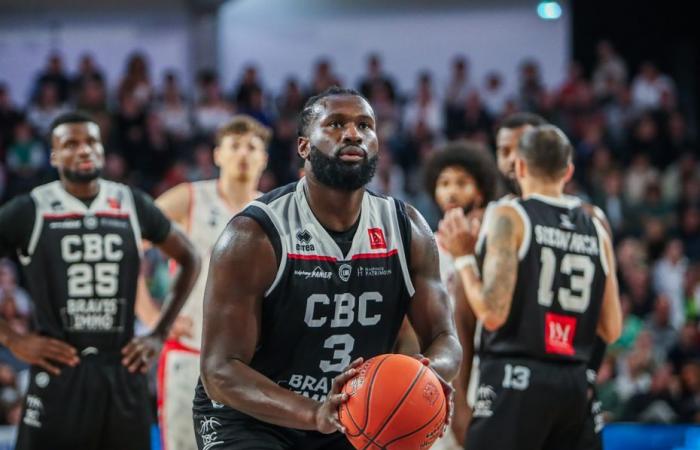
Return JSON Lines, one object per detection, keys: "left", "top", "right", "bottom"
{"left": 0, "top": 0, "right": 699, "bottom": 448}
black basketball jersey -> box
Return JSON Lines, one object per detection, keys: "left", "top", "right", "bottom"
{"left": 475, "top": 194, "right": 609, "bottom": 363}
{"left": 236, "top": 179, "right": 414, "bottom": 402}
{"left": 18, "top": 180, "right": 144, "bottom": 351}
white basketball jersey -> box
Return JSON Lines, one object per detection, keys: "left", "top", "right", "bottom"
{"left": 438, "top": 245, "right": 481, "bottom": 408}
{"left": 180, "top": 180, "right": 234, "bottom": 350}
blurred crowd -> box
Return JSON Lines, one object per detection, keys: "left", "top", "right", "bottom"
{"left": 0, "top": 40, "right": 698, "bottom": 426}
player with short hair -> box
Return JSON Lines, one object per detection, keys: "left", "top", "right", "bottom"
{"left": 0, "top": 111, "right": 201, "bottom": 450}
{"left": 193, "top": 86, "right": 462, "bottom": 450}
{"left": 439, "top": 125, "right": 622, "bottom": 450}
{"left": 137, "top": 114, "right": 271, "bottom": 450}
{"left": 499, "top": 114, "right": 612, "bottom": 450}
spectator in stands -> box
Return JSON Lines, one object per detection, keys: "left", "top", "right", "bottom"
{"left": 157, "top": 71, "right": 192, "bottom": 142}
{"left": 0, "top": 259, "right": 32, "bottom": 336}
{"left": 193, "top": 71, "right": 234, "bottom": 137}
{"left": 32, "top": 52, "right": 70, "bottom": 103}
{"left": 358, "top": 53, "right": 396, "bottom": 102}
{"left": 26, "top": 82, "right": 67, "bottom": 136}
{"left": 631, "top": 61, "right": 675, "bottom": 111}
{"left": 597, "top": 356, "right": 624, "bottom": 422}
{"left": 668, "top": 323, "right": 700, "bottom": 373}
{"left": 593, "top": 170, "right": 630, "bottom": 236}
{"left": 443, "top": 56, "right": 474, "bottom": 134}
{"left": 239, "top": 85, "right": 273, "bottom": 127}
{"left": 646, "top": 294, "right": 681, "bottom": 361}
{"left": 679, "top": 361, "right": 700, "bottom": 423}
{"left": 481, "top": 72, "right": 509, "bottom": 118}
{"left": 0, "top": 83, "right": 22, "bottom": 158}
{"left": 518, "top": 58, "right": 545, "bottom": 112}
{"left": 624, "top": 153, "right": 659, "bottom": 206}
{"left": 71, "top": 53, "right": 104, "bottom": 97}
{"left": 593, "top": 40, "right": 628, "bottom": 100}
{"left": 267, "top": 117, "right": 298, "bottom": 186}
{"left": 4, "top": 121, "right": 46, "bottom": 196}
{"left": 621, "top": 363, "right": 681, "bottom": 423}
{"left": 309, "top": 58, "right": 341, "bottom": 95}
{"left": 276, "top": 77, "right": 305, "bottom": 120}
{"left": 234, "top": 64, "right": 263, "bottom": 111}
{"left": 187, "top": 142, "right": 217, "bottom": 182}
{"left": 404, "top": 71, "right": 442, "bottom": 137}
{"left": 118, "top": 52, "right": 153, "bottom": 109}
{"left": 112, "top": 89, "right": 148, "bottom": 173}
{"left": 653, "top": 239, "right": 689, "bottom": 328}
{"left": 680, "top": 211, "right": 700, "bottom": 262}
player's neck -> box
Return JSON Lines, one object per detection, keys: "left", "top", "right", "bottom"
{"left": 62, "top": 178, "right": 100, "bottom": 200}
{"left": 218, "top": 176, "right": 258, "bottom": 210}
{"left": 304, "top": 175, "right": 363, "bottom": 232}
{"left": 520, "top": 180, "right": 564, "bottom": 199}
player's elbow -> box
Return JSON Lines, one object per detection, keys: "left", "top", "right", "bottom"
{"left": 482, "top": 313, "right": 506, "bottom": 331}
{"left": 597, "top": 310, "right": 623, "bottom": 344}
{"left": 200, "top": 354, "right": 244, "bottom": 406}
{"left": 181, "top": 246, "right": 202, "bottom": 276}
{"left": 597, "top": 319, "right": 622, "bottom": 344}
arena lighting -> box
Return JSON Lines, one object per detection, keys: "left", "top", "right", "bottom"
{"left": 537, "top": 1, "right": 562, "bottom": 20}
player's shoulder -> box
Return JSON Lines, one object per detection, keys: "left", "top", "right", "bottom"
{"left": 0, "top": 192, "right": 35, "bottom": 215}
{"left": 251, "top": 181, "right": 297, "bottom": 207}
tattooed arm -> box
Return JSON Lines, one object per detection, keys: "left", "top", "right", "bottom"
{"left": 451, "top": 205, "right": 523, "bottom": 331}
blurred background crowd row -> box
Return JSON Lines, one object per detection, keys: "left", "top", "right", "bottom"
{"left": 0, "top": 38, "right": 699, "bottom": 427}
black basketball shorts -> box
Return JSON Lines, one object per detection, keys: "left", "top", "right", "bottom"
{"left": 465, "top": 357, "right": 588, "bottom": 450}
{"left": 15, "top": 353, "right": 152, "bottom": 450}
{"left": 193, "top": 389, "right": 355, "bottom": 450}
{"left": 576, "top": 370, "right": 604, "bottom": 450}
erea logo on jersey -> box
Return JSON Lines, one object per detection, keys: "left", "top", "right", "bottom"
{"left": 368, "top": 228, "right": 386, "bottom": 250}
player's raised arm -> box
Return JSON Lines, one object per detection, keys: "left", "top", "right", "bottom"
{"left": 404, "top": 205, "right": 462, "bottom": 383}
{"left": 439, "top": 204, "right": 523, "bottom": 331}
{"left": 199, "top": 216, "right": 360, "bottom": 433}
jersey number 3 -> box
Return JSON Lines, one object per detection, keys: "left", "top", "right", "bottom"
{"left": 537, "top": 248, "right": 595, "bottom": 313}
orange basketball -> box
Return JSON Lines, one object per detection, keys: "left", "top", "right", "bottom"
{"left": 339, "top": 354, "right": 447, "bottom": 450}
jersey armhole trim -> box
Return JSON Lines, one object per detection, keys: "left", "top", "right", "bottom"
{"left": 390, "top": 199, "right": 415, "bottom": 297}
{"left": 249, "top": 200, "right": 287, "bottom": 297}
{"left": 592, "top": 217, "right": 610, "bottom": 276}
{"left": 475, "top": 203, "right": 495, "bottom": 255}
{"left": 507, "top": 200, "right": 531, "bottom": 261}
{"left": 126, "top": 188, "right": 144, "bottom": 256}
{"left": 20, "top": 195, "right": 42, "bottom": 266}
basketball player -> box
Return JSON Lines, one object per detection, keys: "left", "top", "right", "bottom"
{"left": 438, "top": 125, "right": 622, "bottom": 450}
{"left": 137, "top": 115, "right": 270, "bottom": 450}
{"left": 193, "top": 87, "right": 462, "bottom": 450}
{"left": 486, "top": 112, "right": 610, "bottom": 450}
{"left": 0, "top": 112, "right": 201, "bottom": 450}
{"left": 423, "top": 141, "right": 501, "bottom": 450}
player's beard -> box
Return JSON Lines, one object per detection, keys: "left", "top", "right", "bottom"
{"left": 63, "top": 167, "right": 102, "bottom": 183}
{"left": 502, "top": 172, "right": 521, "bottom": 196}
{"left": 308, "top": 145, "right": 378, "bottom": 191}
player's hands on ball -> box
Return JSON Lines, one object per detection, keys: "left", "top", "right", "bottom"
{"left": 8, "top": 333, "right": 79, "bottom": 375}
{"left": 314, "top": 357, "right": 364, "bottom": 434}
{"left": 413, "top": 355, "right": 454, "bottom": 435}
{"left": 437, "top": 208, "right": 481, "bottom": 258}
{"left": 121, "top": 333, "right": 163, "bottom": 373}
